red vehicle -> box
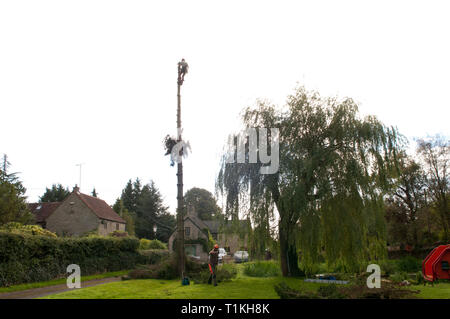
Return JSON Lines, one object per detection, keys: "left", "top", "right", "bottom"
{"left": 422, "top": 244, "right": 450, "bottom": 282}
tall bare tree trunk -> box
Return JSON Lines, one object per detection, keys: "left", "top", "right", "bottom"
{"left": 176, "top": 75, "right": 185, "bottom": 279}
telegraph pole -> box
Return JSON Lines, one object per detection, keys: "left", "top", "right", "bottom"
{"left": 176, "top": 59, "right": 188, "bottom": 280}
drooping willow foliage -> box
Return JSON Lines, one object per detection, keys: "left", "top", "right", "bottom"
{"left": 216, "top": 87, "right": 405, "bottom": 275}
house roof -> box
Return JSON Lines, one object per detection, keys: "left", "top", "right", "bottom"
{"left": 29, "top": 202, "right": 61, "bottom": 222}
{"left": 75, "top": 192, "right": 126, "bottom": 224}
{"left": 203, "top": 220, "right": 220, "bottom": 233}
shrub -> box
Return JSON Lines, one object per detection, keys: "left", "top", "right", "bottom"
{"left": 139, "top": 238, "right": 151, "bottom": 250}
{"left": 139, "top": 238, "right": 167, "bottom": 250}
{"left": 275, "top": 281, "right": 420, "bottom": 299}
{"left": 0, "top": 222, "right": 57, "bottom": 238}
{"left": 148, "top": 239, "right": 167, "bottom": 250}
{"left": 397, "top": 256, "right": 421, "bottom": 273}
{"left": 338, "top": 282, "right": 420, "bottom": 299}
{"left": 378, "top": 259, "right": 398, "bottom": 276}
{"left": 317, "top": 284, "right": 346, "bottom": 299}
{"left": 139, "top": 249, "right": 170, "bottom": 264}
{"left": 128, "top": 256, "right": 238, "bottom": 283}
{"left": 414, "top": 271, "right": 424, "bottom": 285}
{"left": 0, "top": 231, "right": 150, "bottom": 287}
{"left": 190, "top": 263, "right": 238, "bottom": 284}
{"left": 244, "top": 261, "right": 281, "bottom": 277}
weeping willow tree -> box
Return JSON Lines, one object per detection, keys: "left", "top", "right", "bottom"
{"left": 216, "top": 87, "right": 404, "bottom": 276}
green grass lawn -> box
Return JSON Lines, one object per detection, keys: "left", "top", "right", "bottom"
{"left": 0, "top": 270, "right": 128, "bottom": 294}
{"left": 40, "top": 264, "right": 450, "bottom": 299}
{"left": 410, "top": 283, "right": 450, "bottom": 299}
{"left": 41, "top": 274, "right": 320, "bottom": 299}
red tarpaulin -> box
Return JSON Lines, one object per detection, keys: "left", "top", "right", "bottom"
{"left": 422, "top": 244, "right": 450, "bottom": 282}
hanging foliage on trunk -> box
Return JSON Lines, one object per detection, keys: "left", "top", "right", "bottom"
{"left": 216, "top": 86, "right": 404, "bottom": 276}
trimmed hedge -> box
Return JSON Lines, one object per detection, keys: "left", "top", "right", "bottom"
{"left": 0, "top": 232, "right": 151, "bottom": 287}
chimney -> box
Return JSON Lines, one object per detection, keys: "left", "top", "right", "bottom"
{"left": 73, "top": 184, "right": 80, "bottom": 193}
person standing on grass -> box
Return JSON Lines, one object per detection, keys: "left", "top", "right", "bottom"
{"left": 208, "top": 244, "right": 219, "bottom": 286}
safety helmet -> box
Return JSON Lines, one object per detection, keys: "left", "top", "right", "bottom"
{"left": 214, "top": 244, "right": 219, "bottom": 249}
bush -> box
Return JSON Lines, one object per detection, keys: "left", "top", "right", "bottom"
{"left": 128, "top": 255, "right": 204, "bottom": 280}
{"left": 338, "top": 282, "right": 420, "bottom": 299}
{"left": 317, "top": 284, "right": 346, "bottom": 299}
{"left": 190, "top": 263, "right": 238, "bottom": 284}
{"left": 148, "top": 239, "right": 167, "bottom": 250}
{"left": 129, "top": 258, "right": 178, "bottom": 280}
{"left": 0, "top": 222, "right": 57, "bottom": 237}
{"left": 128, "top": 256, "right": 238, "bottom": 284}
{"left": 414, "top": 271, "right": 424, "bottom": 285}
{"left": 139, "top": 249, "right": 170, "bottom": 264}
{"left": 0, "top": 231, "right": 150, "bottom": 287}
{"left": 244, "top": 261, "right": 281, "bottom": 277}
{"left": 397, "top": 256, "right": 421, "bottom": 273}
{"left": 378, "top": 259, "right": 398, "bottom": 276}
{"left": 275, "top": 281, "right": 420, "bottom": 299}
{"left": 139, "top": 238, "right": 167, "bottom": 250}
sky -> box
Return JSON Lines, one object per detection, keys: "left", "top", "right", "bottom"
{"left": 1, "top": 0, "right": 449, "bottom": 213}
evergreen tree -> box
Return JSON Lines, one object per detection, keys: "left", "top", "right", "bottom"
{"left": 116, "top": 179, "right": 175, "bottom": 241}
{"left": 0, "top": 154, "right": 33, "bottom": 225}
{"left": 121, "top": 179, "right": 135, "bottom": 212}
{"left": 39, "top": 184, "right": 70, "bottom": 202}
{"left": 113, "top": 198, "right": 136, "bottom": 236}
{"left": 135, "top": 181, "right": 169, "bottom": 239}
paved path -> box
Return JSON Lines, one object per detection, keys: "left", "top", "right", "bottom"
{"left": 0, "top": 276, "right": 122, "bottom": 299}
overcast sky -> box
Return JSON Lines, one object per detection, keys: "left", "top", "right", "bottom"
{"left": 1, "top": 0, "right": 449, "bottom": 213}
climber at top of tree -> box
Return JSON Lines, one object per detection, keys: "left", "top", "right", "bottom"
{"left": 178, "top": 58, "right": 189, "bottom": 84}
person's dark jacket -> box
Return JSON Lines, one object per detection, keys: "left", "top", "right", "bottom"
{"left": 209, "top": 248, "right": 219, "bottom": 265}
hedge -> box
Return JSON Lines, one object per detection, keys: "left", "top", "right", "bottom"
{"left": 0, "top": 232, "right": 151, "bottom": 287}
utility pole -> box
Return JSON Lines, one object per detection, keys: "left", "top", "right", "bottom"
{"left": 176, "top": 59, "right": 188, "bottom": 280}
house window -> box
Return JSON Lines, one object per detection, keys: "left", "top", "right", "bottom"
{"left": 103, "top": 222, "right": 107, "bottom": 229}
{"left": 185, "top": 227, "right": 190, "bottom": 237}
{"left": 116, "top": 223, "right": 119, "bottom": 230}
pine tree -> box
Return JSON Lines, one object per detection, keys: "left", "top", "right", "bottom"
{"left": 40, "top": 184, "right": 70, "bottom": 202}
{"left": 0, "top": 154, "right": 33, "bottom": 225}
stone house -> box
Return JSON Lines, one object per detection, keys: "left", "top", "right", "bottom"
{"left": 168, "top": 206, "right": 250, "bottom": 262}
{"left": 29, "top": 186, "right": 126, "bottom": 236}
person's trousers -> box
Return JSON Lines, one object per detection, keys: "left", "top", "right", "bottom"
{"left": 208, "top": 264, "right": 217, "bottom": 286}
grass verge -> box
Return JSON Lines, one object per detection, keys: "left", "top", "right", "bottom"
{"left": 0, "top": 270, "right": 128, "bottom": 293}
